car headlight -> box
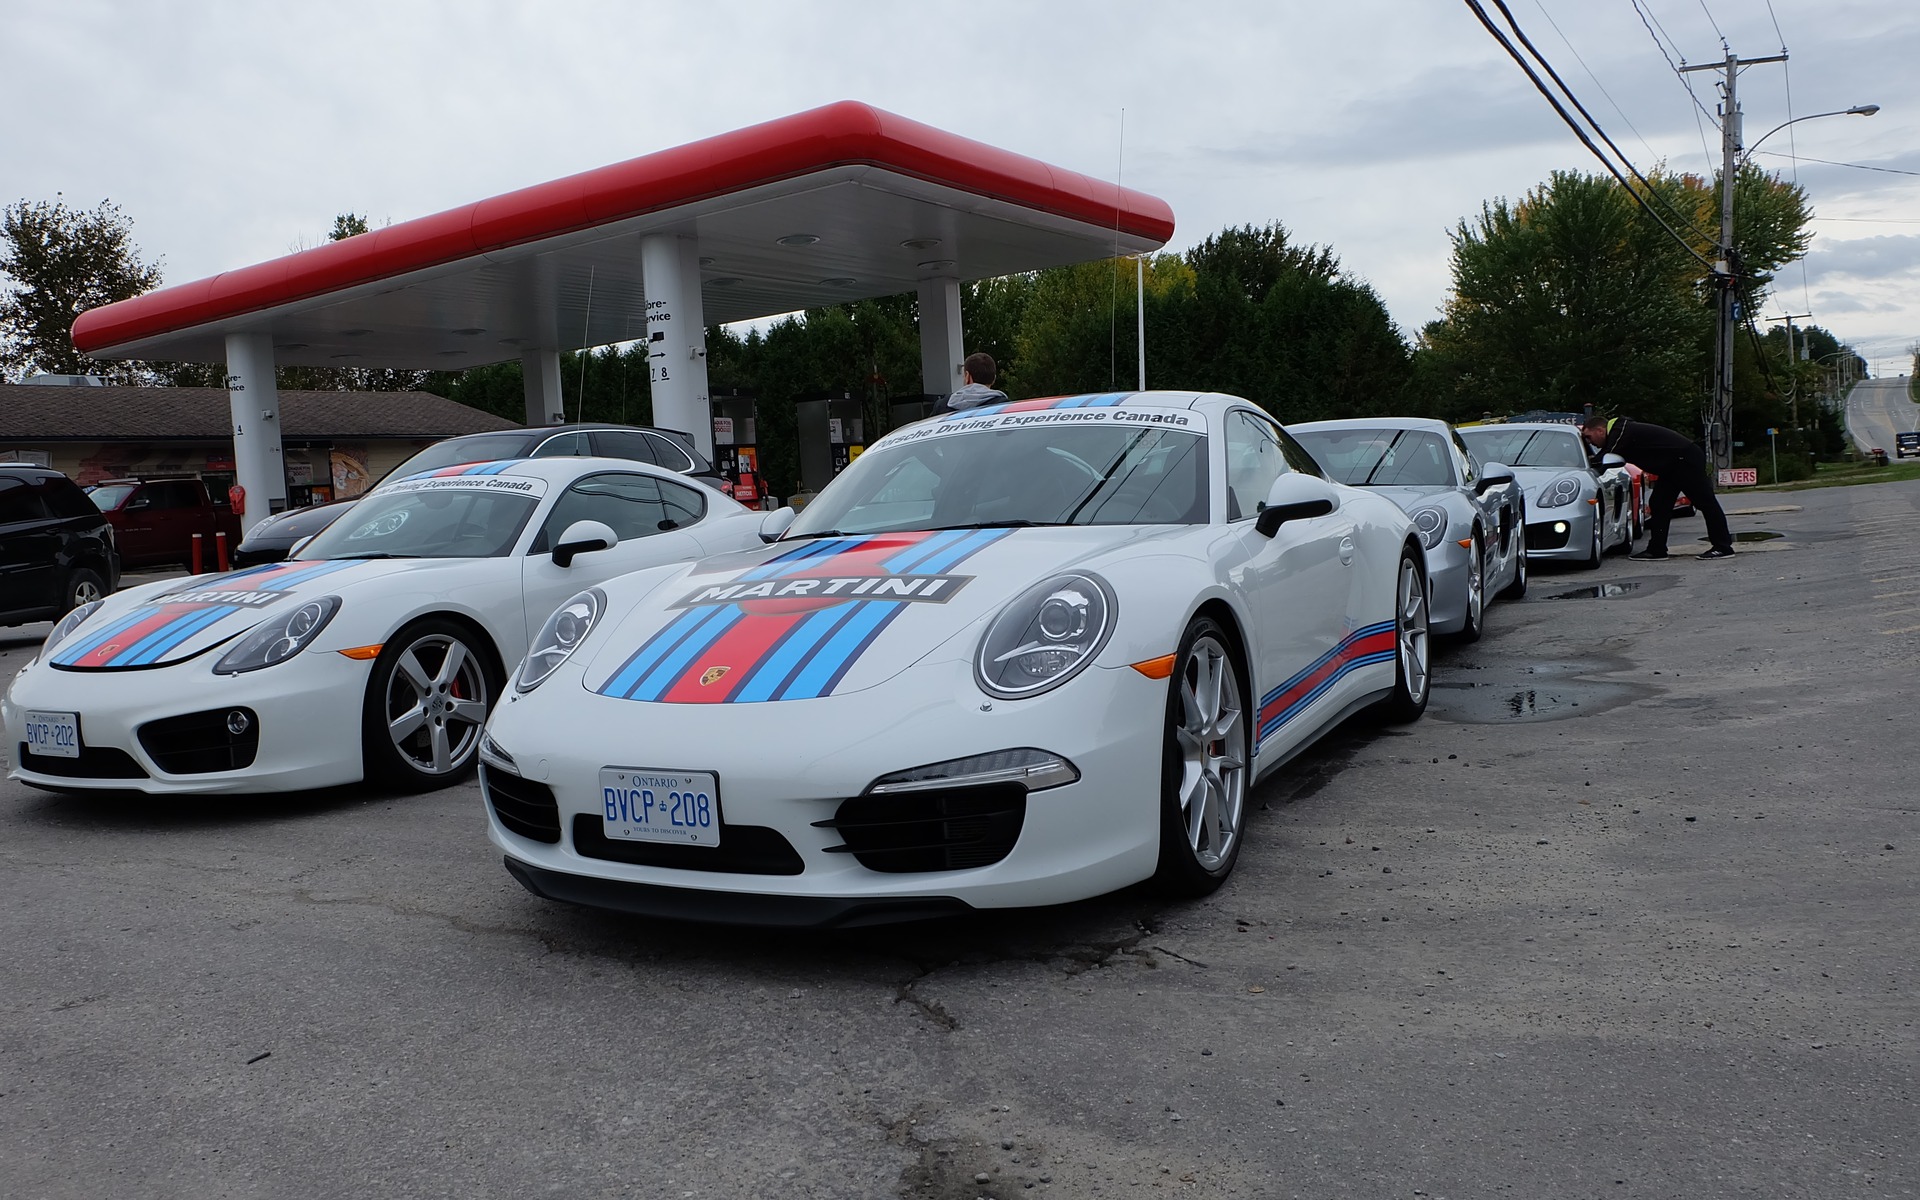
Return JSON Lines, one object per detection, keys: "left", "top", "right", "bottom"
{"left": 975, "top": 573, "right": 1115, "bottom": 700}
{"left": 41, "top": 600, "right": 104, "bottom": 659}
{"left": 517, "top": 588, "right": 606, "bottom": 693}
{"left": 1408, "top": 505, "right": 1449, "bottom": 551}
{"left": 1537, "top": 475, "right": 1583, "bottom": 509}
{"left": 212, "top": 596, "right": 341, "bottom": 674}
{"left": 868, "top": 748, "right": 1080, "bottom": 794}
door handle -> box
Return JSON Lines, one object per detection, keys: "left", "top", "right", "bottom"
{"left": 1339, "top": 536, "right": 1355, "bottom": 565}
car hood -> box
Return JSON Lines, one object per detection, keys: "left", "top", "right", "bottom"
{"left": 238, "top": 501, "right": 352, "bottom": 547}
{"left": 579, "top": 525, "right": 1166, "bottom": 705}
{"left": 48, "top": 557, "right": 431, "bottom": 670}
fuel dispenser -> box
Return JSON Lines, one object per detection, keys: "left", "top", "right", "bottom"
{"left": 796, "top": 394, "right": 865, "bottom": 495}
{"left": 708, "top": 390, "right": 762, "bottom": 504}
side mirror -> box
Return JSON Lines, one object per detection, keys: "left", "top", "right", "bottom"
{"left": 1474, "top": 461, "right": 1516, "bottom": 493}
{"left": 1601, "top": 453, "right": 1627, "bottom": 469}
{"left": 1254, "top": 473, "right": 1341, "bottom": 538}
{"left": 552, "top": 519, "right": 618, "bottom": 567}
{"left": 758, "top": 506, "right": 797, "bottom": 543}
{"left": 126, "top": 496, "right": 151, "bottom": 511}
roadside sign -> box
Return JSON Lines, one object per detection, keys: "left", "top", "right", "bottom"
{"left": 1718, "top": 467, "right": 1758, "bottom": 487}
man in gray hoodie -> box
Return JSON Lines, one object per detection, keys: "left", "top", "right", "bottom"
{"left": 936, "top": 352, "right": 1009, "bottom": 413}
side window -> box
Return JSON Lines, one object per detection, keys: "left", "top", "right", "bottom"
{"left": 1223, "top": 410, "right": 1291, "bottom": 521}
{"left": 645, "top": 432, "right": 698, "bottom": 473}
{"left": 139, "top": 482, "right": 193, "bottom": 510}
{"left": 0, "top": 477, "right": 48, "bottom": 525}
{"left": 39, "top": 478, "right": 99, "bottom": 520}
{"left": 531, "top": 431, "right": 591, "bottom": 458}
{"left": 1276, "top": 427, "right": 1325, "bottom": 478}
{"left": 534, "top": 472, "right": 672, "bottom": 550}
{"left": 1451, "top": 432, "right": 1478, "bottom": 486}
{"left": 590, "top": 429, "right": 662, "bottom": 466}
{"left": 656, "top": 478, "right": 708, "bottom": 527}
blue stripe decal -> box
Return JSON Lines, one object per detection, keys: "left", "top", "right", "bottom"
{"left": 778, "top": 600, "right": 904, "bottom": 700}
{"left": 882, "top": 529, "right": 970, "bottom": 573}
{"left": 734, "top": 602, "right": 863, "bottom": 703}
{"left": 1256, "top": 621, "right": 1396, "bottom": 711}
{"left": 626, "top": 606, "right": 744, "bottom": 701}
{"left": 52, "top": 609, "right": 155, "bottom": 663}
{"left": 911, "top": 527, "right": 1012, "bottom": 574}
{"left": 118, "top": 605, "right": 240, "bottom": 667}
{"left": 600, "top": 606, "right": 721, "bottom": 698}
{"left": 1260, "top": 651, "right": 1397, "bottom": 740}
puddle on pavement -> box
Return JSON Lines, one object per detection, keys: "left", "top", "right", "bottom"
{"left": 1542, "top": 575, "right": 1679, "bottom": 601}
{"left": 1428, "top": 659, "right": 1650, "bottom": 725}
{"left": 1728, "top": 530, "right": 1782, "bottom": 543}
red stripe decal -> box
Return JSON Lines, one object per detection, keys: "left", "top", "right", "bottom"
{"left": 657, "top": 611, "right": 806, "bottom": 704}
{"left": 1258, "top": 631, "right": 1396, "bottom": 728}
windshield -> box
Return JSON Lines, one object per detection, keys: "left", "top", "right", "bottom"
{"left": 787, "top": 423, "right": 1209, "bottom": 536}
{"left": 1291, "top": 428, "right": 1455, "bottom": 487}
{"left": 1459, "top": 427, "right": 1589, "bottom": 469}
{"left": 88, "top": 483, "right": 137, "bottom": 510}
{"left": 387, "top": 433, "right": 541, "bottom": 481}
{"left": 297, "top": 486, "right": 538, "bottom": 559}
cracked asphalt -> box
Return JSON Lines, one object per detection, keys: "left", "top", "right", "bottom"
{"left": 2, "top": 480, "right": 1915, "bottom": 1199}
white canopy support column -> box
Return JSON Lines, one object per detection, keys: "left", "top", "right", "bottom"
{"left": 640, "top": 233, "right": 714, "bottom": 460}
{"left": 522, "top": 348, "right": 565, "bottom": 426}
{"left": 222, "top": 332, "right": 287, "bottom": 533}
{"left": 917, "top": 275, "right": 964, "bottom": 398}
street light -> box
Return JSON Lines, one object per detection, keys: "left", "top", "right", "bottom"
{"left": 1745, "top": 105, "right": 1880, "bottom": 163}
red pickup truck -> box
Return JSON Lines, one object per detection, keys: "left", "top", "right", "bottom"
{"left": 86, "top": 476, "right": 243, "bottom": 569}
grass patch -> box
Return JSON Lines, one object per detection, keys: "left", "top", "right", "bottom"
{"left": 1750, "top": 460, "right": 1920, "bottom": 492}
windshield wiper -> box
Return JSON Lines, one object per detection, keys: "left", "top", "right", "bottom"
{"left": 327, "top": 551, "right": 422, "bottom": 559}
{"left": 1362, "top": 430, "right": 1410, "bottom": 486}
{"left": 922, "top": 519, "right": 1055, "bottom": 531}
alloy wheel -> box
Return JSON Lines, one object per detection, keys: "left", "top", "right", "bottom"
{"left": 1174, "top": 634, "right": 1247, "bottom": 872}
{"left": 384, "top": 633, "right": 489, "bottom": 776}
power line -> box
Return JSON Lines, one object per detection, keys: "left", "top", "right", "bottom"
{"left": 1755, "top": 151, "right": 1920, "bottom": 179}
{"left": 1630, "top": 0, "right": 1723, "bottom": 172}
{"left": 1526, "top": 0, "right": 1659, "bottom": 163}
{"left": 1696, "top": 0, "right": 1727, "bottom": 49}
{"left": 1464, "top": 0, "right": 1717, "bottom": 265}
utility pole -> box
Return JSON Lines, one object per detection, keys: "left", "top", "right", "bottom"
{"left": 1681, "top": 49, "right": 1787, "bottom": 472}
{"left": 1770, "top": 311, "right": 1811, "bottom": 430}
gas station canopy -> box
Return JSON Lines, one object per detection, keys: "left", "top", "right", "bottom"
{"left": 71, "top": 101, "right": 1174, "bottom": 370}
{"left": 68, "top": 101, "right": 1174, "bottom": 528}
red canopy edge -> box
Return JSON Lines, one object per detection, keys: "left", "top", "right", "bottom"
{"left": 72, "top": 101, "right": 1176, "bottom": 355}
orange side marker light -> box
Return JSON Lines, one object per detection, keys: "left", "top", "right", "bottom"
{"left": 337, "top": 644, "right": 384, "bottom": 660}
{"left": 1131, "top": 654, "right": 1178, "bottom": 679}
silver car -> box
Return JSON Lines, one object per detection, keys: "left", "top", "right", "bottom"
{"left": 1457, "top": 423, "right": 1633, "bottom": 569}
{"left": 1291, "top": 417, "right": 1525, "bottom": 642}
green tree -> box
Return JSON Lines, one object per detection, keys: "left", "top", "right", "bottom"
{"left": 0, "top": 195, "right": 163, "bottom": 381}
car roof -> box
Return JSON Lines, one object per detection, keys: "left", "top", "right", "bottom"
{"left": 1289, "top": 417, "right": 1453, "bottom": 435}
{"left": 384, "top": 455, "right": 707, "bottom": 487}
{"left": 1462, "top": 422, "right": 1581, "bottom": 435}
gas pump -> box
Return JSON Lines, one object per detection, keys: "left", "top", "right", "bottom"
{"left": 796, "top": 394, "right": 865, "bottom": 495}
{"left": 709, "top": 390, "right": 761, "bottom": 504}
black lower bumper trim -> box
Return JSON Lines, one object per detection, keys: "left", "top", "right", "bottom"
{"left": 502, "top": 856, "right": 974, "bottom": 929}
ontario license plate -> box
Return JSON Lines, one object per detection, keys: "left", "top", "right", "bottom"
{"left": 24, "top": 710, "right": 80, "bottom": 759}
{"left": 599, "top": 768, "right": 721, "bottom": 847}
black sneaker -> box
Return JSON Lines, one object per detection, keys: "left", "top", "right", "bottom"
{"left": 1696, "top": 547, "right": 1735, "bottom": 560}
{"left": 1628, "top": 549, "right": 1669, "bottom": 560}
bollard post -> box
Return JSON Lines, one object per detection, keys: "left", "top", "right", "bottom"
{"left": 215, "top": 531, "right": 230, "bottom": 572}
{"left": 191, "top": 533, "right": 204, "bottom": 574}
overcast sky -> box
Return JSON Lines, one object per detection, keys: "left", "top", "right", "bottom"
{"left": 5, "top": 0, "right": 1915, "bottom": 376}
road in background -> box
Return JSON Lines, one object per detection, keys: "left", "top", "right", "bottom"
{"left": 2, "top": 483, "right": 1917, "bottom": 1199}
{"left": 1845, "top": 376, "right": 1920, "bottom": 455}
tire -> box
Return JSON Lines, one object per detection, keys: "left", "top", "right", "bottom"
{"left": 361, "top": 618, "right": 500, "bottom": 791}
{"left": 1579, "top": 514, "right": 1603, "bottom": 570}
{"left": 1370, "top": 546, "right": 1431, "bottom": 725}
{"left": 1456, "top": 535, "right": 1485, "bottom": 643}
{"left": 1151, "top": 617, "right": 1251, "bottom": 898}
{"left": 1499, "top": 531, "right": 1528, "bottom": 599}
{"left": 61, "top": 568, "right": 107, "bottom": 616}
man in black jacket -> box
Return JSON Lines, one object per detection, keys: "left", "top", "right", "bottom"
{"left": 1579, "top": 415, "right": 1735, "bottom": 560}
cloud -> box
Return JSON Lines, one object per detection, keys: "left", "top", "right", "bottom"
{"left": 1800, "top": 235, "right": 1920, "bottom": 283}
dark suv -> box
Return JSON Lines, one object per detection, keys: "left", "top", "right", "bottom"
{"left": 1, "top": 465, "right": 121, "bottom": 627}
{"left": 231, "top": 423, "right": 722, "bottom": 566}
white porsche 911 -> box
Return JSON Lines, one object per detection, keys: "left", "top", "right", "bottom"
{"left": 481, "top": 391, "right": 1433, "bottom": 926}
{"left": 4, "top": 458, "right": 764, "bottom": 795}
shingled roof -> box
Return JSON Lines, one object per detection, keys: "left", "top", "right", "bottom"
{"left": 0, "top": 385, "right": 520, "bottom": 442}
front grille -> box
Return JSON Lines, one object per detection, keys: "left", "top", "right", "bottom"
{"left": 482, "top": 764, "right": 561, "bottom": 843}
{"left": 571, "top": 815, "right": 804, "bottom": 874}
{"left": 137, "top": 708, "right": 259, "bottom": 774}
{"left": 817, "top": 783, "right": 1026, "bottom": 873}
{"left": 1525, "top": 521, "right": 1572, "bottom": 551}
{"left": 17, "top": 742, "right": 147, "bottom": 780}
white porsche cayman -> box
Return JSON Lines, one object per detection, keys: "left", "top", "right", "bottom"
{"left": 481, "top": 392, "right": 1433, "bottom": 926}
{"left": 4, "top": 458, "right": 763, "bottom": 794}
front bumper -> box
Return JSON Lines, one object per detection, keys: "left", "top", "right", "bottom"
{"left": 4, "top": 650, "right": 370, "bottom": 794}
{"left": 483, "top": 653, "right": 1170, "bottom": 920}
{"left": 1423, "top": 538, "right": 1473, "bottom": 635}
{"left": 1523, "top": 508, "right": 1597, "bottom": 561}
